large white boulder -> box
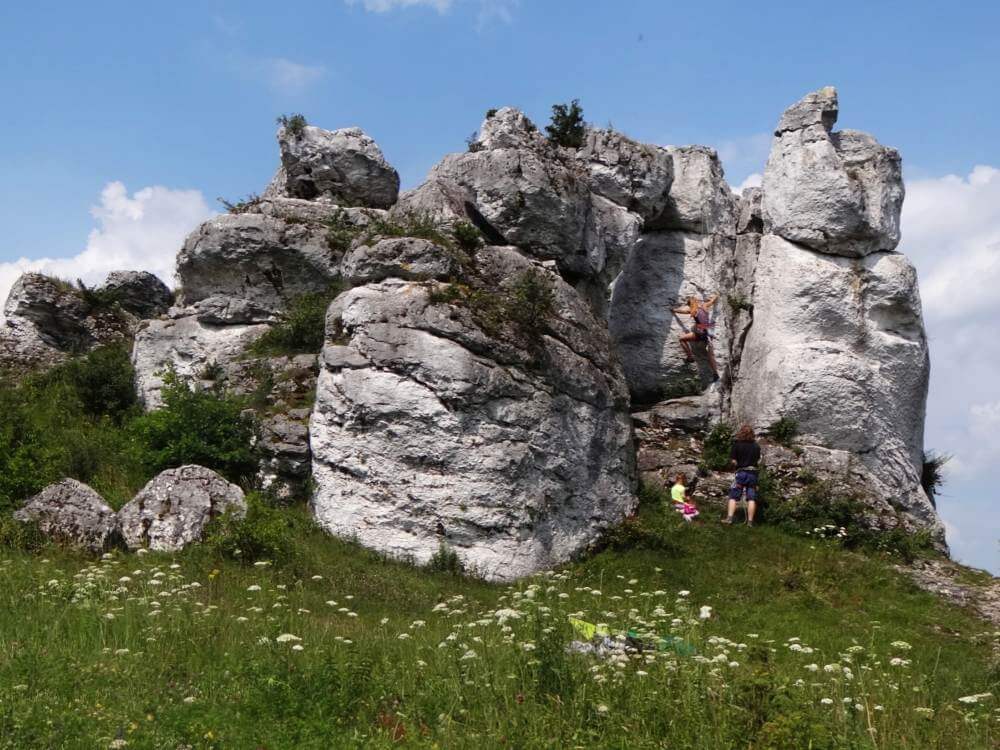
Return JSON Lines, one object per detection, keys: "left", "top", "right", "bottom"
{"left": 275, "top": 125, "right": 400, "bottom": 209}
{"left": 309, "top": 247, "right": 636, "bottom": 580}
{"left": 118, "top": 465, "right": 246, "bottom": 552}
{"left": 762, "top": 87, "right": 904, "bottom": 257}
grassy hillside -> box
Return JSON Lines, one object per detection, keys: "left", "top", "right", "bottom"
{"left": 1, "top": 503, "right": 996, "bottom": 749}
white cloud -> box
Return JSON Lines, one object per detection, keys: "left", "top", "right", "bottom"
{"left": 896, "top": 165, "right": 1000, "bottom": 483}
{"left": 256, "top": 58, "right": 326, "bottom": 95}
{"left": 902, "top": 165, "right": 1000, "bottom": 321}
{"left": 732, "top": 173, "right": 762, "bottom": 194}
{"left": 344, "top": 0, "right": 518, "bottom": 25}
{"left": 346, "top": 0, "right": 454, "bottom": 12}
{"left": 714, "top": 132, "right": 771, "bottom": 189}
{"left": 0, "top": 182, "right": 213, "bottom": 317}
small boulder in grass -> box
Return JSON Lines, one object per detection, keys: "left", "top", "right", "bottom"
{"left": 118, "top": 465, "right": 246, "bottom": 552}
{"left": 13, "top": 479, "right": 120, "bottom": 553}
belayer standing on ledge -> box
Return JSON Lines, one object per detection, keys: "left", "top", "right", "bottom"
{"left": 722, "top": 424, "right": 762, "bottom": 526}
{"left": 672, "top": 294, "right": 720, "bottom": 382}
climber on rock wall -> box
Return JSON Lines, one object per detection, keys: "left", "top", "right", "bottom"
{"left": 672, "top": 294, "right": 720, "bottom": 382}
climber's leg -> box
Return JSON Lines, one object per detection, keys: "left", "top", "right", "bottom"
{"left": 746, "top": 500, "right": 757, "bottom": 525}
{"left": 679, "top": 332, "right": 697, "bottom": 362}
{"left": 706, "top": 341, "right": 720, "bottom": 380}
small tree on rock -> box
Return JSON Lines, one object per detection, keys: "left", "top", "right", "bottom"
{"left": 545, "top": 99, "right": 586, "bottom": 148}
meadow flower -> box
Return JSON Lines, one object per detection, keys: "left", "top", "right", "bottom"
{"left": 914, "top": 707, "right": 935, "bottom": 717}
{"left": 678, "top": 590, "right": 690, "bottom": 597}
{"left": 292, "top": 644, "right": 304, "bottom": 651}
{"left": 275, "top": 633, "right": 301, "bottom": 643}
{"left": 460, "top": 649, "right": 477, "bottom": 660}
{"left": 890, "top": 640, "right": 912, "bottom": 651}
{"left": 311, "top": 575, "right": 323, "bottom": 580}
{"left": 398, "top": 633, "right": 411, "bottom": 640}
{"left": 596, "top": 704, "right": 609, "bottom": 714}
{"left": 699, "top": 606, "right": 712, "bottom": 620}
{"left": 820, "top": 698, "right": 834, "bottom": 705}
{"left": 253, "top": 561, "right": 271, "bottom": 567}
{"left": 183, "top": 696, "right": 196, "bottom": 704}
{"left": 958, "top": 693, "right": 993, "bottom": 704}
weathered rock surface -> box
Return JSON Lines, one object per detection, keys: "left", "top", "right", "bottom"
{"left": 608, "top": 231, "right": 736, "bottom": 402}
{"left": 177, "top": 213, "right": 339, "bottom": 324}
{"left": 763, "top": 87, "right": 904, "bottom": 256}
{"left": 97, "top": 271, "right": 173, "bottom": 318}
{"left": 341, "top": 237, "right": 458, "bottom": 285}
{"left": 275, "top": 125, "right": 400, "bottom": 209}
{"left": 0, "top": 272, "right": 143, "bottom": 372}
{"left": 310, "top": 246, "right": 636, "bottom": 580}
{"left": 577, "top": 129, "right": 674, "bottom": 223}
{"left": 13, "top": 479, "right": 119, "bottom": 553}
{"left": 652, "top": 146, "right": 735, "bottom": 234}
{"left": 118, "top": 465, "right": 246, "bottom": 552}
{"left": 731, "top": 234, "right": 936, "bottom": 530}
{"left": 131, "top": 311, "right": 269, "bottom": 407}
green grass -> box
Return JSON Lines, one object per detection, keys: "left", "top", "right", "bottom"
{"left": 0, "top": 503, "right": 995, "bottom": 748}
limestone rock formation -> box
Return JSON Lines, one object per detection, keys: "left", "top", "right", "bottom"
{"left": 731, "top": 233, "right": 934, "bottom": 527}
{"left": 274, "top": 125, "right": 400, "bottom": 209}
{"left": 577, "top": 128, "right": 674, "bottom": 223}
{"left": 310, "top": 246, "right": 636, "bottom": 581}
{"left": 176, "top": 213, "right": 339, "bottom": 324}
{"left": 97, "top": 271, "right": 173, "bottom": 318}
{"left": 118, "top": 465, "right": 246, "bottom": 552}
{"left": 730, "top": 87, "right": 935, "bottom": 534}
{"left": 132, "top": 312, "right": 270, "bottom": 407}
{"left": 13, "top": 479, "right": 119, "bottom": 553}
{"left": 0, "top": 271, "right": 149, "bottom": 372}
{"left": 762, "top": 86, "right": 904, "bottom": 257}
{"left": 340, "top": 237, "right": 458, "bottom": 285}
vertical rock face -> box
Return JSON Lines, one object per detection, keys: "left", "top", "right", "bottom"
{"left": 309, "top": 247, "right": 636, "bottom": 581}
{"left": 607, "top": 146, "right": 737, "bottom": 403}
{"left": 732, "top": 88, "right": 936, "bottom": 533}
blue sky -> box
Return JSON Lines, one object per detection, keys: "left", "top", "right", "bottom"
{"left": 1, "top": 0, "right": 998, "bottom": 571}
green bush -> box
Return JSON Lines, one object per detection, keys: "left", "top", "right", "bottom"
{"left": 364, "top": 212, "right": 453, "bottom": 248}
{"left": 701, "top": 422, "right": 734, "bottom": 471}
{"left": 324, "top": 209, "right": 363, "bottom": 254}
{"left": 276, "top": 113, "right": 308, "bottom": 137}
{"left": 508, "top": 269, "right": 555, "bottom": 333}
{"left": 545, "top": 99, "right": 586, "bottom": 148}
{"left": 217, "top": 194, "right": 262, "bottom": 214}
{"left": 204, "top": 493, "right": 311, "bottom": 565}
{"left": 0, "top": 513, "right": 46, "bottom": 552}
{"left": 921, "top": 450, "right": 949, "bottom": 505}
{"left": 43, "top": 344, "right": 137, "bottom": 422}
{"left": 766, "top": 416, "right": 798, "bottom": 447}
{"left": 452, "top": 221, "right": 482, "bottom": 252}
{"left": 425, "top": 542, "right": 464, "bottom": 576}
{"left": 248, "top": 286, "right": 342, "bottom": 357}
{"left": 0, "top": 348, "right": 147, "bottom": 511}
{"left": 129, "top": 371, "right": 258, "bottom": 485}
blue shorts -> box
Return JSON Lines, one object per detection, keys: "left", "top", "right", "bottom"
{"left": 729, "top": 469, "right": 758, "bottom": 501}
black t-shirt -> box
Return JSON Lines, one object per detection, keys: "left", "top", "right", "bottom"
{"left": 731, "top": 440, "right": 761, "bottom": 469}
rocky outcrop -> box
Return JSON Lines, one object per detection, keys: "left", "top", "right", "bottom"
{"left": 0, "top": 272, "right": 154, "bottom": 372}
{"left": 730, "top": 87, "right": 936, "bottom": 536}
{"left": 132, "top": 311, "right": 270, "bottom": 407}
{"left": 118, "top": 465, "right": 246, "bottom": 552}
{"left": 177, "top": 213, "right": 339, "bottom": 324}
{"left": 577, "top": 129, "right": 674, "bottom": 223}
{"left": 310, "top": 246, "right": 636, "bottom": 581}
{"left": 762, "top": 86, "right": 904, "bottom": 257}
{"left": 340, "top": 237, "right": 458, "bottom": 285}
{"left": 98, "top": 271, "right": 173, "bottom": 318}
{"left": 274, "top": 125, "right": 400, "bottom": 209}
{"left": 13, "top": 479, "right": 119, "bottom": 553}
